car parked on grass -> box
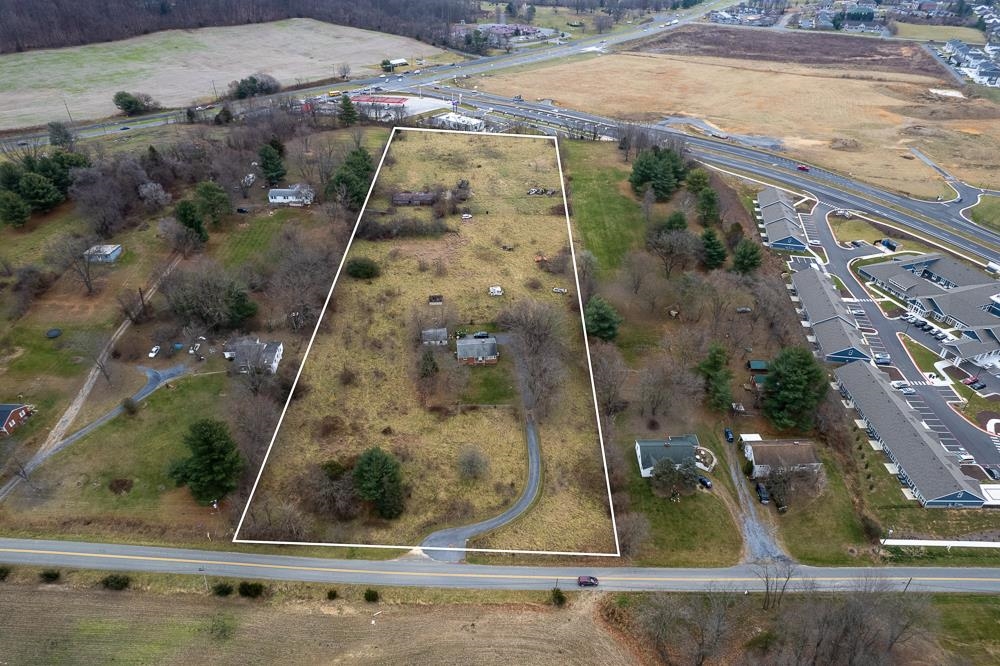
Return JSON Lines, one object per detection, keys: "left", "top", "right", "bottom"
{"left": 756, "top": 482, "right": 770, "bottom": 504}
{"left": 577, "top": 576, "right": 599, "bottom": 587}
{"left": 724, "top": 427, "right": 734, "bottom": 443}
{"left": 552, "top": 287, "right": 568, "bottom": 294}
{"left": 698, "top": 476, "right": 713, "bottom": 489}
{"left": 148, "top": 345, "right": 160, "bottom": 358}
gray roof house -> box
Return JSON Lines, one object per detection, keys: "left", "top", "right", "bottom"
{"left": 634, "top": 434, "right": 713, "bottom": 478}
{"left": 456, "top": 336, "right": 498, "bottom": 365}
{"left": 83, "top": 244, "right": 123, "bottom": 263}
{"left": 756, "top": 187, "right": 807, "bottom": 252}
{"left": 421, "top": 328, "right": 448, "bottom": 345}
{"left": 835, "top": 361, "right": 984, "bottom": 508}
{"left": 791, "top": 266, "right": 870, "bottom": 363}
{"left": 739, "top": 434, "right": 822, "bottom": 480}
{"left": 268, "top": 183, "right": 315, "bottom": 206}
{"left": 223, "top": 336, "right": 284, "bottom": 374}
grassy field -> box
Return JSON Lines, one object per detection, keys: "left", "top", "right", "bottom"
{"left": 893, "top": 22, "right": 986, "bottom": 43}
{"left": 0, "top": 18, "right": 446, "bottom": 129}
{"left": 478, "top": 51, "right": 1000, "bottom": 196}
{"left": 0, "top": 578, "right": 631, "bottom": 665}
{"left": 828, "top": 216, "right": 943, "bottom": 257}
{"left": 0, "top": 373, "right": 235, "bottom": 541}
{"left": 969, "top": 195, "right": 1000, "bottom": 232}
{"left": 560, "top": 139, "right": 646, "bottom": 270}
{"left": 248, "top": 130, "right": 614, "bottom": 552}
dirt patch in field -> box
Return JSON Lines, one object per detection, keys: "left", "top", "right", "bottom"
{"left": 0, "top": 584, "right": 635, "bottom": 665}
{"left": 637, "top": 24, "right": 948, "bottom": 78}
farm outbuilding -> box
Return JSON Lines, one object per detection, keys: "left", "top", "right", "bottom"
{"left": 0, "top": 404, "right": 33, "bottom": 436}
{"left": 83, "top": 244, "right": 123, "bottom": 263}
{"left": 421, "top": 328, "right": 449, "bottom": 345}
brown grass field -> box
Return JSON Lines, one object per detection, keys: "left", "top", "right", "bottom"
{"left": 0, "top": 579, "right": 633, "bottom": 665}
{"left": 246, "top": 130, "right": 614, "bottom": 552}
{"left": 474, "top": 28, "right": 1000, "bottom": 196}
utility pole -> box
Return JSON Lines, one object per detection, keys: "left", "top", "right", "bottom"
{"left": 62, "top": 97, "right": 75, "bottom": 126}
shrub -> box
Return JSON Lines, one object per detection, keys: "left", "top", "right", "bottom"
{"left": 0, "top": 566, "right": 10, "bottom": 581}
{"left": 327, "top": 589, "right": 339, "bottom": 600}
{"left": 40, "top": 569, "right": 61, "bottom": 583}
{"left": 363, "top": 588, "right": 380, "bottom": 602}
{"left": 457, "top": 447, "right": 489, "bottom": 481}
{"left": 345, "top": 257, "right": 381, "bottom": 280}
{"left": 101, "top": 574, "right": 131, "bottom": 590}
{"left": 121, "top": 397, "right": 139, "bottom": 415}
{"left": 209, "top": 613, "right": 236, "bottom": 640}
{"left": 237, "top": 581, "right": 265, "bottom": 598}
{"left": 212, "top": 582, "right": 234, "bottom": 597}
{"left": 745, "top": 629, "right": 779, "bottom": 653}
{"left": 550, "top": 587, "right": 566, "bottom": 607}
{"left": 861, "top": 513, "right": 883, "bottom": 544}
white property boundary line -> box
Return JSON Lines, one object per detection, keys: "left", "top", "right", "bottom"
{"left": 234, "top": 127, "right": 620, "bottom": 557}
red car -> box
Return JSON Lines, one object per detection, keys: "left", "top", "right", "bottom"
{"left": 577, "top": 576, "right": 599, "bottom": 587}
{"left": 961, "top": 377, "right": 977, "bottom": 385}
{"left": 797, "top": 164, "right": 810, "bottom": 172}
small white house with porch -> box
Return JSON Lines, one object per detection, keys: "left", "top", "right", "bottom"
{"left": 268, "top": 183, "right": 315, "bottom": 206}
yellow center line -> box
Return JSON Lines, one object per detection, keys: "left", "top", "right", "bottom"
{"left": 3, "top": 547, "right": 1000, "bottom": 584}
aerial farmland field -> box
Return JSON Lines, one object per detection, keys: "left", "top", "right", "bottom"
{"left": 0, "top": 18, "right": 447, "bottom": 129}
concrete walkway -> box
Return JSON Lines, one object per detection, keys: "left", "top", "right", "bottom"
{"left": 884, "top": 539, "right": 1000, "bottom": 549}
{"left": 0, "top": 364, "right": 189, "bottom": 501}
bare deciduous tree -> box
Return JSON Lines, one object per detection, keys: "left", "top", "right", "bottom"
{"left": 590, "top": 341, "right": 628, "bottom": 417}
{"left": 497, "top": 300, "right": 565, "bottom": 418}
{"left": 47, "top": 234, "right": 98, "bottom": 295}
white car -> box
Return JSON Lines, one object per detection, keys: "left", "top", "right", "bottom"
{"left": 899, "top": 387, "right": 917, "bottom": 396}
{"left": 148, "top": 345, "right": 160, "bottom": 358}
{"left": 809, "top": 239, "right": 822, "bottom": 247}
{"left": 553, "top": 287, "right": 568, "bottom": 294}
{"left": 461, "top": 213, "right": 473, "bottom": 220}
{"left": 889, "top": 380, "right": 909, "bottom": 389}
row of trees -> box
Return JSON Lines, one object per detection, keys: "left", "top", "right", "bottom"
{"left": 0, "top": 0, "right": 481, "bottom": 54}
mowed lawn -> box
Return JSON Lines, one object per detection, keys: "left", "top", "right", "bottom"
{"left": 250, "top": 130, "right": 614, "bottom": 552}
{"left": 561, "top": 139, "right": 646, "bottom": 270}
{"left": 0, "top": 373, "right": 232, "bottom": 541}
{"left": 969, "top": 194, "right": 1000, "bottom": 232}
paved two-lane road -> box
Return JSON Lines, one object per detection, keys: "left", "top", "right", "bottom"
{"left": 2, "top": 538, "right": 999, "bottom": 593}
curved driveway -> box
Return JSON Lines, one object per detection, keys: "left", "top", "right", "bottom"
{"left": 419, "top": 417, "right": 541, "bottom": 562}
{"left": 1, "top": 537, "right": 998, "bottom": 593}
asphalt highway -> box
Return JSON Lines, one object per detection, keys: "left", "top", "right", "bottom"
{"left": 2, "top": 538, "right": 999, "bottom": 593}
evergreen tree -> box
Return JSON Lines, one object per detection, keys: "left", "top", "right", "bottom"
{"left": 170, "top": 419, "right": 243, "bottom": 504}
{"left": 629, "top": 146, "right": 686, "bottom": 201}
{"left": 419, "top": 349, "right": 439, "bottom": 379}
{"left": 762, "top": 347, "right": 829, "bottom": 430}
{"left": 733, "top": 238, "right": 763, "bottom": 274}
{"left": 175, "top": 200, "right": 208, "bottom": 242}
{"left": 664, "top": 210, "right": 687, "bottom": 231}
{"left": 47, "top": 121, "right": 75, "bottom": 150}
{"left": 696, "top": 187, "right": 720, "bottom": 225}
{"left": 194, "top": 181, "right": 230, "bottom": 227}
{"left": 339, "top": 94, "right": 359, "bottom": 126}
{"left": 0, "top": 162, "right": 23, "bottom": 191}
{"left": 701, "top": 228, "right": 727, "bottom": 269}
{"left": 17, "top": 172, "right": 63, "bottom": 212}
{"left": 353, "top": 447, "right": 404, "bottom": 519}
{"left": 584, "top": 296, "right": 623, "bottom": 341}
{"left": 258, "top": 145, "right": 286, "bottom": 186}
{"left": 686, "top": 167, "right": 710, "bottom": 194}
{"left": 697, "top": 343, "right": 733, "bottom": 412}
{"left": 0, "top": 191, "right": 31, "bottom": 227}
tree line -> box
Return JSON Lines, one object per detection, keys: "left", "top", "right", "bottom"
{"left": 0, "top": 0, "right": 480, "bottom": 54}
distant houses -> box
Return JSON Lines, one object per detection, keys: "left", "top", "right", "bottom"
{"left": 268, "top": 183, "right": 315, "bottom": 206}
